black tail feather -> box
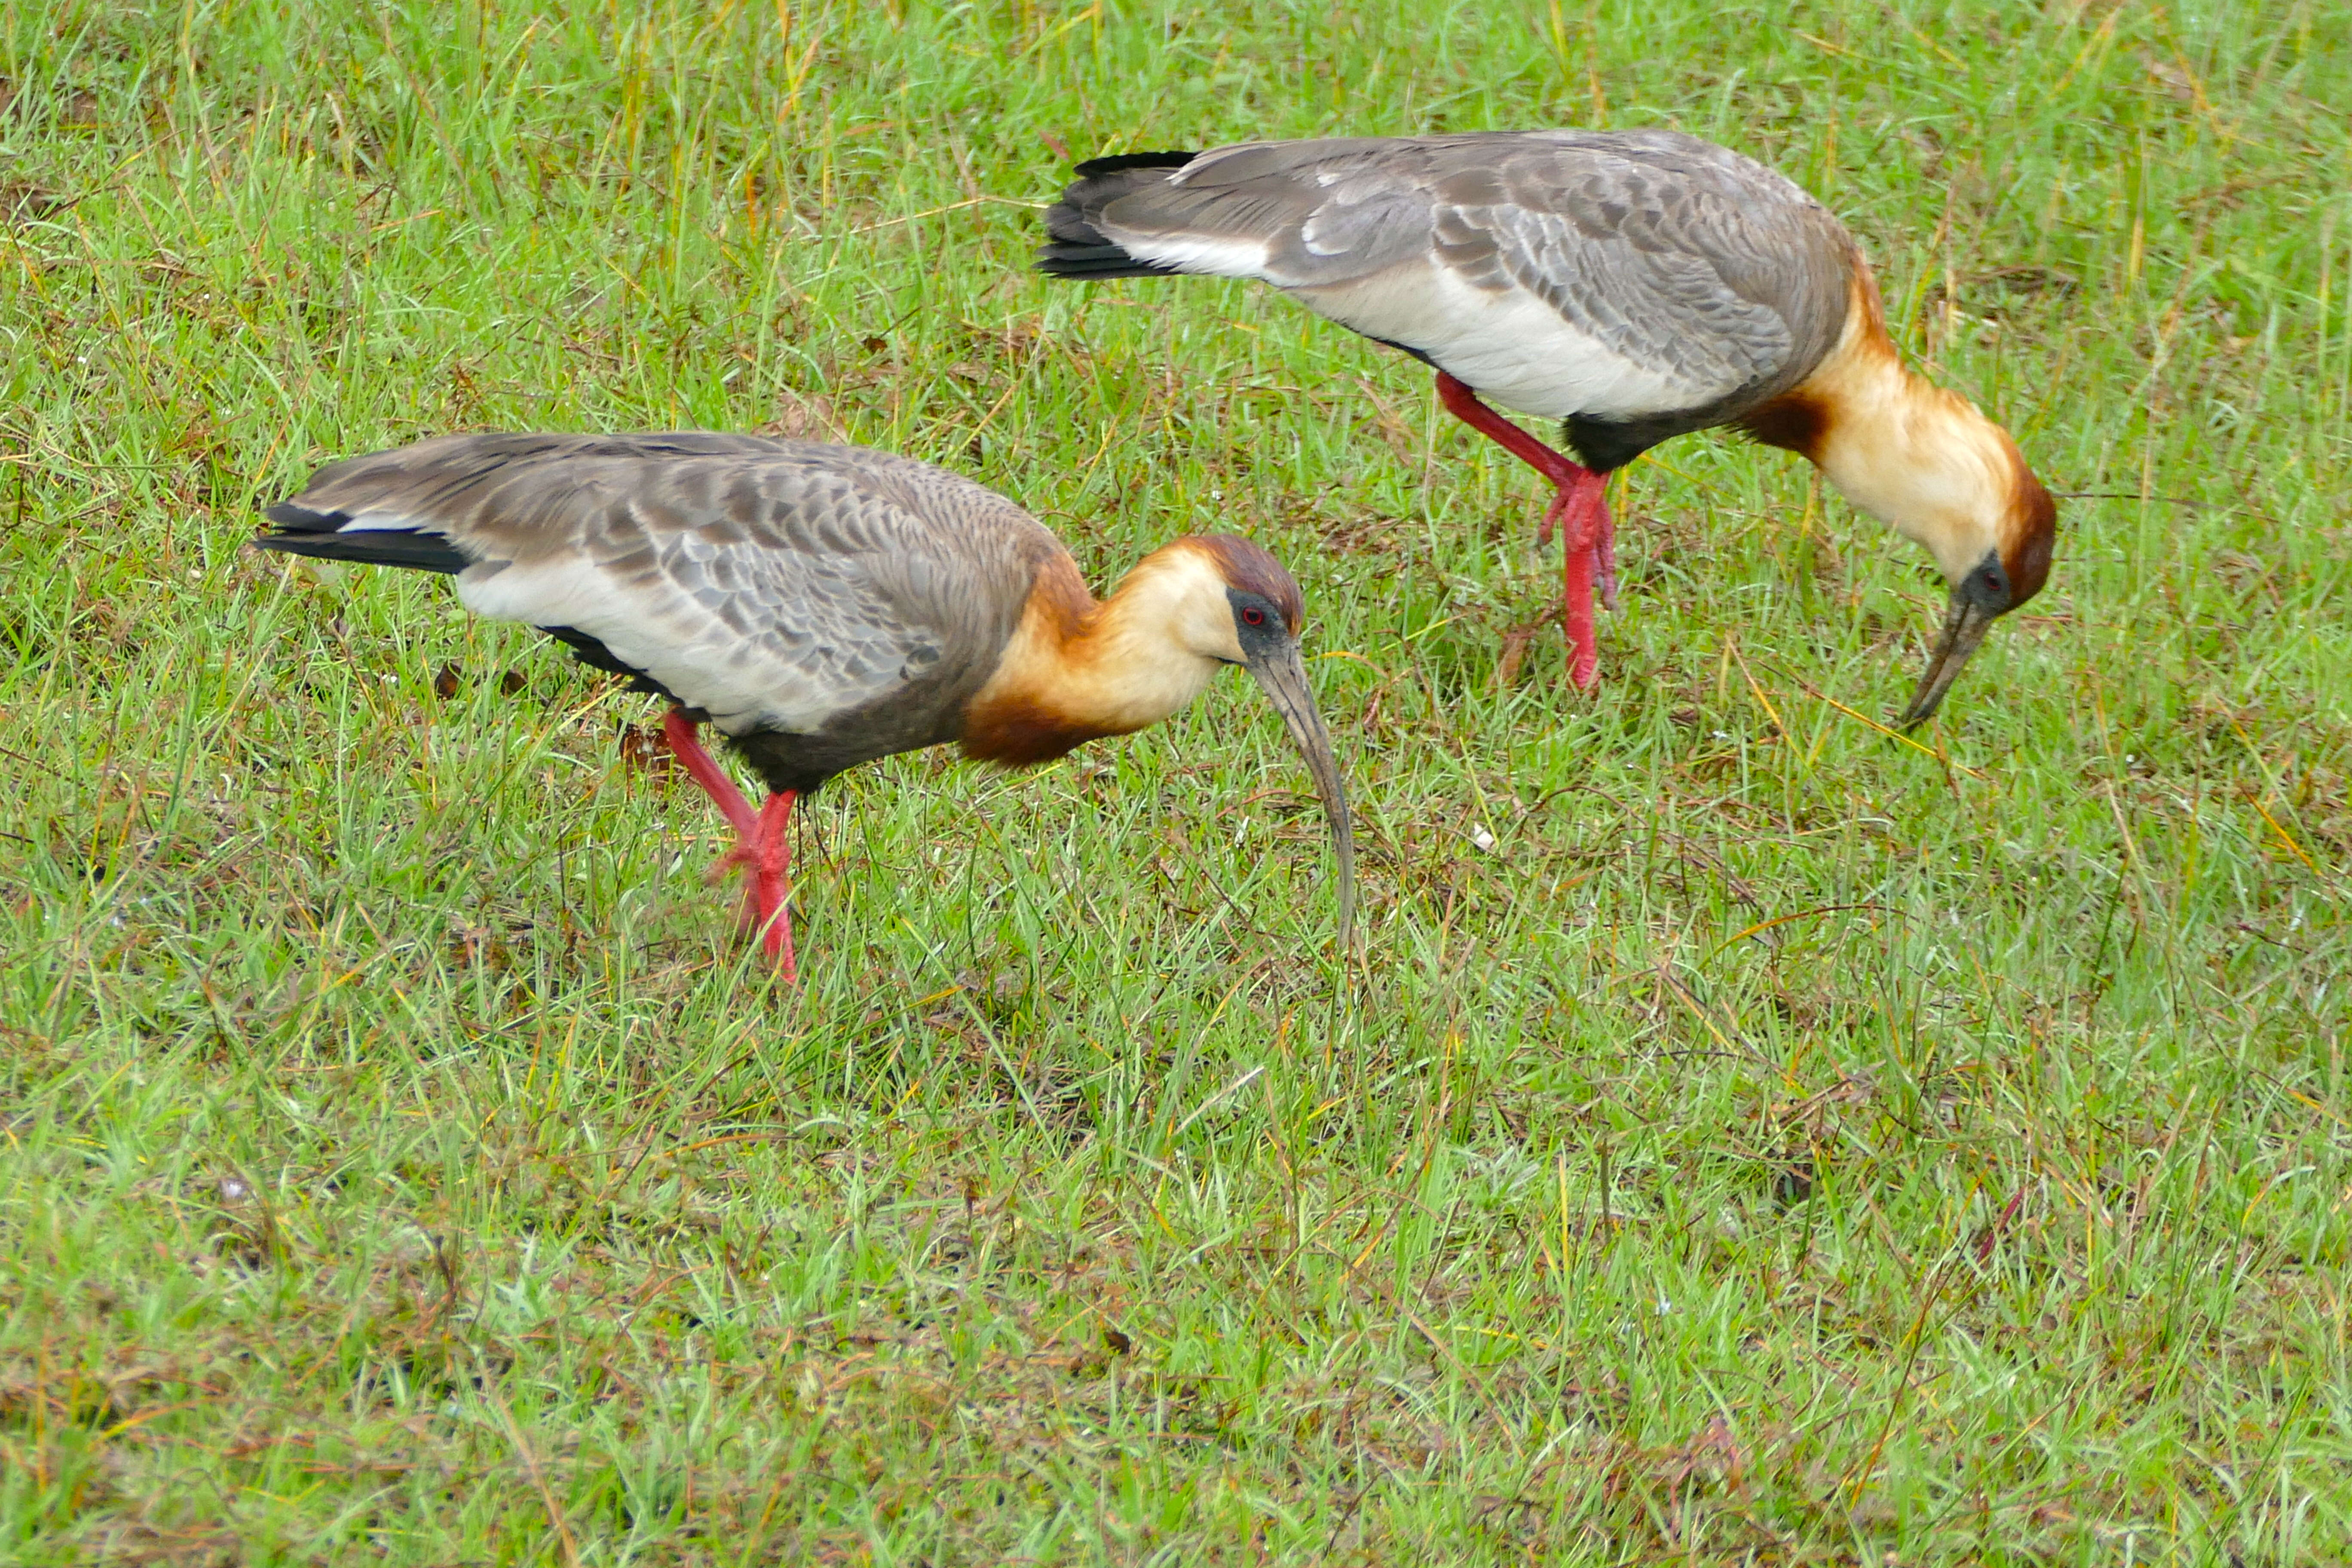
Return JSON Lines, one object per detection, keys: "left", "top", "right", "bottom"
{"left": 252, "top": 502, "right": 469, "bottom": 575}
{"left": 1036, "top": 150, "right": 1199, "bottom": 280}
{"left": 1071, "top": 150, "right": 1198, "bottom": 178}
{"left": 1035, "top": 243, "right": 1180, "bottom": 279}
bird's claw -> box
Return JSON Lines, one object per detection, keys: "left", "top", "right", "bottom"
{"left": 701, "top": 833, "right": 767, "bottom": 938}
{"left": 1536, "top": 490, "right": 1569, "bottom": 550}
{"left": 706, "top": 842, "right": 757, "bottom": 885}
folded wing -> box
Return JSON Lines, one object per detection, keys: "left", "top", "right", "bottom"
{"left": 258, "top": 432, "right": 1050, "bottom": 739}
{"left": 1050, "top": 131, "right": 1853, "bottom": 419}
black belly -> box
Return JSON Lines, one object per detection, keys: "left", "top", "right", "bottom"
{"left": 727, "top": 727, "right": 913, "bottom": 797}
{"left": 1563, "top": 407, "right": 1735, "bottom": 473}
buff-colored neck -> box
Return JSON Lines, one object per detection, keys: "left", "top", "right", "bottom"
{"left": 1800, "top": 288, "right": 2029, "bottom": 583}
{"left": 963, "top": 545, "right": 1234, "bottom": 763}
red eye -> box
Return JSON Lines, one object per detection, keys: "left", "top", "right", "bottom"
{"left": 1241, "top": 606, "right": 1266, "bottom": 627}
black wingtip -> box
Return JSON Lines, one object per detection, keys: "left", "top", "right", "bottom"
{"left": 252, "top": 529, "right": 470, "bottom": 575}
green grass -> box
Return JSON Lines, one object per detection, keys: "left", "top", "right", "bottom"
{"left": 3, "top": 0, "right": 2349, "bottom": 1561}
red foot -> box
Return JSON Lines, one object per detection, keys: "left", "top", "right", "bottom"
{"left": 713, "top": 792, "right": 800, "bottom": 981}
{"left": 662, "top": 710, "right": 799, "bottom": 980}
{"left": 1435, "top": 371, "right": 1614, "bottom": 690}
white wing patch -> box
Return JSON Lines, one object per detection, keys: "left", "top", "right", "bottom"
{"left": 454, "top": 558, "right": 870, "bottom": 736}
{"left": 1103, "top": 228, "right": 1274, "bottom": 281}
{"left": 1295, "top": 264, "right": 1719, "bottom": 420}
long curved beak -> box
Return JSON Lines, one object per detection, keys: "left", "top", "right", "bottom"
{"left": 1244, "top": 641, "right": 1358, "bottom": 946}
{"left": 1900, "top": 591, "right": 2000, "bottom": 729}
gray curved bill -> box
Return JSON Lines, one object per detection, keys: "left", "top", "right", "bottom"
{"left": 1244, "top": 643, "right": 1359, "bottom": 946}
{"left": 1900, "top": 592, "right": 2000, "bottom": 729}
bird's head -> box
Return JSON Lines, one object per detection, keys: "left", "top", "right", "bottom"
{"left": 1158, "top": 534, "right": 1308, "bottom": 665}
{"left": 1880, "top": 395, "right": 2057, "bottom": 728}
{"left": 1805, "top": 380, "right": 2057, "bottom": 729}
{"left": 1165, "top": 535, "right": 1358, "bottom": 942}
{"left": 1753, "top": 261, "right": 2060, "bottom": 729}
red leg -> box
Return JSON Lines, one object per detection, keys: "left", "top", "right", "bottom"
{"left": 1436, "top": 371, "right": 1585, "bottom": 496}
{"left": 1557, "top": 486, "right": 1601, "bottom": 690}
{"left": 662, "top": 709, "right": 758, "bottom": 838}
{"left": 663, "top": 709, "right": 797, "bottom": 978}
{"left": 750, "top": 791, "right": 796, "bottom": 981}
{"left": 1594, "top": 491, "right": 1619, "bottom": 612}
{"left": 1434, "top": 372, "right": 1614, "bottom": 688}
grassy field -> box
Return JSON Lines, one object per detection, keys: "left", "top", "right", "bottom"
{"left": 3, "top": 0, "right": 2349, "bottom": 1561}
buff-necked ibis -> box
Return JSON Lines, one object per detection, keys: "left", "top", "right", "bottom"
{"left": 1038, "top": 130, "right": 2056, "bottom": 725}
{"left": 256, "top": 432, "right": 1357, "bottom": 977}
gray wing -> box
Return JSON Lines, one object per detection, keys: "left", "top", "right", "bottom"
{"left": 1076, "top": 131, "right": 1856, "bottom": 409}
{"left": 266, "top": 432, "right": 1058, "bottom": 738}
